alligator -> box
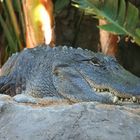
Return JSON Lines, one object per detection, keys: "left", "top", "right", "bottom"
{"left": 0, "top": 45, "right": 140, "bottom": 104}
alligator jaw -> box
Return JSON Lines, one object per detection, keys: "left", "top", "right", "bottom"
{"left": 93, "top": 87, "right": 140, "bottom": 104}
{"left": 77, "top": 65, "right": 140, "bottom": 104}
{"left": 86, "top": 79, "right": 140, "bottom": 104}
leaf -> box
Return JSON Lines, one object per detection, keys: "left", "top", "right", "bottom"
{"left": 98, "top": 23, "right": 125, "bottom": 34}
{"left": 72, "top": 0, "right": 140, "bottom": 45}
{"left": 0, "top": 15, "right": 17, "bottom": 52}
{"left": 5, "top": 0, "right": 21, "bottom": 48}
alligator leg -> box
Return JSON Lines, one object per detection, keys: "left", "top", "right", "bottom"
{"left": 0, "top": 75, "right": 39, "bottom": 104}
{"left": 0, "top": 74, "right": 25, "bottom": 97}
{"left": 0, "top": 76, "right": 16, "bottom": 96}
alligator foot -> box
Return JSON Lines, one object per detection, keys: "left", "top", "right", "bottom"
{"left": 0, "top": 75, "right": 26, "bottom": 97}
{"left": 0, "top": 76, "right": 16, "bottom": 96}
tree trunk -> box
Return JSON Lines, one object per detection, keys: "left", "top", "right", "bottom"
{"left": 22, "top": 0, "right": 55, "bottom": 48}
{"left": 99, "top": 19, "right": 118, "bottom": 56}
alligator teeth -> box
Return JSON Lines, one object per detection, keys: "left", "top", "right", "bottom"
{"left": 100, "top": 89, "right": 104, "bottom": 92}
{"left": 132, "top": 96, "right": 136, "bottom": 102}
{"left": 118, "top": 97, "right": 140, "bottom": 103}
{"left": 105, "top": 89, "right": 109, "bottom": 92}
{"left": 113, "top": 96, "right": 119, "bottom": 103}
{"left": 94, "top": 88, "right": 97, "bottom": 92}
{"left": 94, "top": 88, "right": 101, "bottom": 92}
{"left": 125, "top": 98, "right": 128, "bottom": 101}
{"left": 97, "top": 89, "right": 101, "bottom": 92}
{"left": 94, "top": 88, "right": 110, "bottom": 93}
{"left": 94, "top": 88, "right": 104, "bottom": 92}
{"left": 136, "top": 100, "right": 139, "bottom": 103}
{"left": 93, "top": 87, "right": 139, "bottom": 104}
{"left": 111, "top": 91, "right": 114, "bottom": 95}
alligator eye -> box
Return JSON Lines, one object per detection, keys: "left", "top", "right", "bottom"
{"left": 81, "top": 57, "right": 103, "bottom": 67}
{"left": 89, "top": 58, "right": 102, "bottom": 66}
{"left": 89, "top": 60, "right": 100, "bottom": 66}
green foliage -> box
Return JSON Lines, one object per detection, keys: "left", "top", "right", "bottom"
{"left": 72, "top": 0, "right": 140, "bottom": 45}
{"left": 0, "top": 0, "right": 25, "bottom": 59}
{"left": 0, "top": 0, "right": 70, "bottom": 65}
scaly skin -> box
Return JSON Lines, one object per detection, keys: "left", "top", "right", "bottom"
{"left": 0, "top": 45, "right": 140, "bottom": 104}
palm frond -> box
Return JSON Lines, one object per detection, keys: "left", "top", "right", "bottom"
{"left": 72, "top": 0, "right": 140, "bottom": 45}
{"left": 0, "top": 1, "right": 25, "bottom": 52}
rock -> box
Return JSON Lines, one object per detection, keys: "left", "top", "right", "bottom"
{"left": 13, "top": 94, "right": 38, "bottom": 104}
{"left": 0, "top": 97, "right": 140, "bottom": 140}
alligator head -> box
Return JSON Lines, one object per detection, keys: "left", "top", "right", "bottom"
{"left": 52, "top": 47, "right": 140, "bottom": 104}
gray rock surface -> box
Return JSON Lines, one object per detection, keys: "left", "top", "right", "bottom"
{"left": 0, "top": 95, "right": 140, "bottom": 140}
